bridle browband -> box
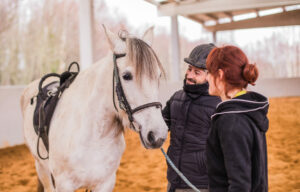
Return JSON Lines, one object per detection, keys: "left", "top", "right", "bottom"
{"left": 112, "top": 53, "right": 162, "bottom": 131}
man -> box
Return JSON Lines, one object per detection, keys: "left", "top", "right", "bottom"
{"left": 162, "top": 43, "right": 221, "bottom": 192}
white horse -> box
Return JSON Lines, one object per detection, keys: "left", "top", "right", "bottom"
{"left": 20, "top": 26, "right": 168, "bottom": 192}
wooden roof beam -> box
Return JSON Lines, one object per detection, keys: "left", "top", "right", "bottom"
{"left": 204, "top": 9, "right": 300, "bottom": 32}
{"left": 282, "top": 6, "right": 287, "bottom": 12}
{"left": 255, "top": 9, "right": 261, "bottom": 17}
{"left": 223, "top": 11, "right": 233, "bottom": 17}
{"left": 187, "top": 15, "right": 204, "bottom": 24}
{"left": 205, "top": 13, "right": 219, "bottom": 21}
{"left": 223, "top": 11, "right": 233, "bottom": 22}
{"left": 144, "top": 0, "right": 160, "bottom": 6}
{"left": 157, "top": 0, "right": 300, "bottom": 16}
{"left": 167, "top": 0, "right": 178, "bottom": 3}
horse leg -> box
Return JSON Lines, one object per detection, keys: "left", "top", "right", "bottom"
{"left": 93, "top": 173, "right": 116, "bottom": 192}
{"left": 35, "top": 160, "right": 54, "bottom": 192}
{"left": 37, "top": 178, "right": 44, "bottom": 192}
{"left": 54, "top": 174, "right": 78, "bottom": 192}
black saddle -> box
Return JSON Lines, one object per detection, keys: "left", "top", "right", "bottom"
{"left": 32, "top": 62, "right": 80, "bottom": 159}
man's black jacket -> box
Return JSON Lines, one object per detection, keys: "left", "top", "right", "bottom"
{"left": 162, "top": 82, "right": 220, "bottom": 190}
{"left": 206, "top": 91, "right": 269, "bottom": 192}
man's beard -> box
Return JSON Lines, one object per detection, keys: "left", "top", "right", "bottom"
{"left": 185, "top": 74, "right": 197, "bottom": 84}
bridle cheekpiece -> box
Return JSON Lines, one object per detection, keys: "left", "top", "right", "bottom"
{"left": 112, "top": 53, "right": 162, "bottom": 131}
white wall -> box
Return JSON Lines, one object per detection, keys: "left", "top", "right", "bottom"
{"left": 248, "top": 78, "right": 300, "bottom": 98}
{"left": 1, "top": 77, "right": 300, "bottom": 148}
{"left": 0, "top": 86, "right": 25, "bottom": 148}
{"left": 159, "top": 77, "right": 300, "bottom": 105}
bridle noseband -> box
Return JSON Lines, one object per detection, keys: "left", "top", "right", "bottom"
{"left": 112, "top": 53, "right": 162, "bottom": 130}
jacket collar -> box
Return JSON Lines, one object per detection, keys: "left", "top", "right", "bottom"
{"left": 183, "top": 79, "right": 209, "bottom": 99}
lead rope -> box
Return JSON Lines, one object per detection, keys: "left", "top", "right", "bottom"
{"left": 112, "top": 53, "right": 199, "bottom": 191}
{"left": 84, "top": 150, "right": 199, "bottom": 192}
{"left": 160, "top": 148, "right": 200, "bottom": 192}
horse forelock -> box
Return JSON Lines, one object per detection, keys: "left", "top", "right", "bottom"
{"left": 126, "top": 37, "right": 165, "bottom": 85}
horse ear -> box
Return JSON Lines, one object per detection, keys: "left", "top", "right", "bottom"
{"left": 102, "top": 24, "right": 119, "bottom": 51}
{"left": 142, "top": 26, "right": 154, "bottom": 46}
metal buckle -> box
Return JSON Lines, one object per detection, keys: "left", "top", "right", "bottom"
{"left": 47, "top": 90, "right": 57, "bottom": 97}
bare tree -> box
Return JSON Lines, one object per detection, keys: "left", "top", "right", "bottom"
{"left": 1, "top": 0, "right": 299, "bottom": 85}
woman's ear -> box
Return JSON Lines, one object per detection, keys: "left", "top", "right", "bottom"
{"left": 216, "top": 69, "right": 225, "bottom": 93}
{"left": 218, "top": 69, "right": 224, "bottom": 81}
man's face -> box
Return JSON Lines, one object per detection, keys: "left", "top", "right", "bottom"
{"left": 185, "top": 64, "right": 208, "bottom": 85}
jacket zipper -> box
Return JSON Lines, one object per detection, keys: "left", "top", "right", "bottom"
{"left": 177, "top": 99, "right": 192, "bottom": 185}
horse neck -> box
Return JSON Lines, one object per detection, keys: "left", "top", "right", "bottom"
{"left": 76, "top": 54, "right": 113, "bottom": 105}
{"left": 71, "top": 54, "right": 120, "bottom": 127}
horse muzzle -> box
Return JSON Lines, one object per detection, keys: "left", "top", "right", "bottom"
{"left": 147, "top": 131, "right": 166, "bottom": 148}
{"left": 139, "top": 130, "right": 166, "bottom": 149}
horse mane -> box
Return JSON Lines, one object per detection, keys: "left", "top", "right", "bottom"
{"left": 118, "top": 31, "right": 165, "bottom": 85}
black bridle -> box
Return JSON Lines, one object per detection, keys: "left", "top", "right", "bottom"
{"left": 112, "top": 53, "right": 162, "bottom": 131}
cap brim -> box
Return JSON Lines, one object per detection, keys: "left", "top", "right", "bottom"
{"left": 184, "top": 58, "right": 194, "bottom": 65}
{"left": 184, "top": 58, "right": 206, "bottom": 69}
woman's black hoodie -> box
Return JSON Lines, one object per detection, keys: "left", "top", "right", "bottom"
{"left": 206, "top": 91, "right": 269, "bottom": 192}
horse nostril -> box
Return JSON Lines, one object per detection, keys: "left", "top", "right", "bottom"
{"left": 147, "top": 131, "right": 155, "bottom": 144}
{"left": 156, "top": 138, "right": 165, "bottom": 147}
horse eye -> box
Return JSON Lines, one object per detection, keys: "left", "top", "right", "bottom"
{"left": 122, "top": 72, "right": 133, "bottom": 81}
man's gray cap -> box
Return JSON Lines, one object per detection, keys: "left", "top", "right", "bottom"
{"left": 184, "top": 43, "right": 216, "bottom": 69}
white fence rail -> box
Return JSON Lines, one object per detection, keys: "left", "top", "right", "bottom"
{"left": 1, "top": 77, "right": 300, "bottom": 148}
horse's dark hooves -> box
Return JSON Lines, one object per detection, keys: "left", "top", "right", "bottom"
{"left": 37, "top": 178, "right": 44, "bottom": 192}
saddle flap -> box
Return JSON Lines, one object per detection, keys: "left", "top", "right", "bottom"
{"left": 32, "top": 62, "right": 80, "bottom": 156}
{"left": 33, "top": 81, "right": 60, "bottom": 135}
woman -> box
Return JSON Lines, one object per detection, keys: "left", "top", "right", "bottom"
{"left": 205, "top": 45, "right": 269, "bottom": 192}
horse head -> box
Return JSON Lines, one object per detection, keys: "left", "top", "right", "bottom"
{"left": 103, "top": 25, "right": 168, "bottom": 149}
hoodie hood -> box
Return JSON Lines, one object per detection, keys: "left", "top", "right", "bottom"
{"left": 211, "top": 91, "right": 269, "bottom": 132}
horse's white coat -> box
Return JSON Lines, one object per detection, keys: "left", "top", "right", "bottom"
{"left": 20, "top": 27, "right": 168, "bottom": 192}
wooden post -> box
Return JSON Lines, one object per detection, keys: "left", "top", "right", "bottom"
{"left": 78, "top": 0, "right": 94, "bottom": 70}
{"left": 171, "top": 15, "right": 181, "bottom": 81}
{"left": 212, "top": 31, "right": 217, "bottom": 44}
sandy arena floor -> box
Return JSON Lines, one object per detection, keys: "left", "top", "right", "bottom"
{"left": 0, "top": 97, "right": 299, "bottom": 192}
